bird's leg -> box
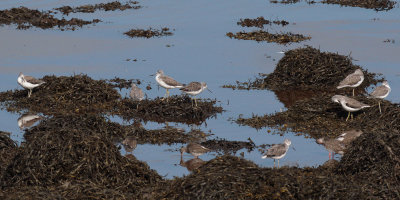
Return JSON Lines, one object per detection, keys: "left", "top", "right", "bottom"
{"left": 351, "top": 113, "right": 354, "bottom": 120}
{"left": 378, "top": 101, "right": 382, "bottom": 114}
{"left": 136, "top": 104, "right": 139, "bottom": 110}
{"left": 191, "top": 98, "right": 194, "bottom": 107}
{"left": 195, "top": 98, "right": 198, "bottom": 107}
{"left": 273, "top": 159, "right": 276, "bottom": 168}
{"left": 346, "top": 112, "right": 351, "bottom": 121}
{"left": 28, "top": 89, "right": 32, "bottom": 98}
{"left": 329, "top": 152, "right": 331, "bottom": 160}
{"left": 352, "top": 89, "right": 355, "bottom": 96}
{"left": 278, "top": 160, "right": 280, "bottom": 168}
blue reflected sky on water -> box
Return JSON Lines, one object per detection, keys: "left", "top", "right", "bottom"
{"left": 0, "top": 0, "right": 399, "bottom": 178}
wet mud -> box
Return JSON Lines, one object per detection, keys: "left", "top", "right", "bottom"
{"left": 237, "top": 17, "right": 289, "bottom": 28}
{"left": 226, "top": 30, "right": 310, "bottom": 44}
{"left": 223, "top": 46, "right": 379, "bottom": 91}
{"left": 124, "top": 28, "right": 173, "bottom": 38}
{"left": 0, "top": 7, "right": 100, "bottom": 30}
{"left": 55, "top": 1, "right": 141, "bottom": 15}
{"left": 321, "top": 0, "right": 396, "bottom": 11}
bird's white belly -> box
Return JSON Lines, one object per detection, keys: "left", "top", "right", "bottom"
{"left": 21, "top": 81, "right": 40, "bottom": 89}
{"left": 271, "top": 152, "right": 287, "bottom": 159}
{"left": 185, "top": 89, "right": 203, "bottom": 96}
{"left": 340, "top": 102, "right": 361, "bottom": 112}
{"left": 156, "top": 75, "right": 176, "bottom": 89}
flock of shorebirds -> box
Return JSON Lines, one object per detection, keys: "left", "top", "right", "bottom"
{"left": 16, "top": 68, "right": 392, "bottom": 169}
{"left": 332, "top": 69, "right": 391, "bottom": 121}
{"left": 17, "top": 70, "right": 211, "bottom": 107}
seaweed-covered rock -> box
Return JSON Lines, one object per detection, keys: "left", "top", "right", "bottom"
{"left": 0, "top": 7, "right": 99, "bottom": 30}
{"left": 226, "top": 30, "right": 310, "bottom": 44}
{"left": 321, "top": 0, "right": 396, "bottom": 11}
{"left": 0, "top": 74, "right": 120, "bottom": 115}
{"left": 337, "top": 131, "right": 400, "bottom": 183}
{"left": 0, "top": 131, "right": 17, "bottom": 177}
{"left": 116, "top": 96, "right": 223, "bottom": 124}
{"left": 55, "top": 1, "right": 141, "bottom": 15}
{"left": 224, "top": 46, "right": 379, "bottom": 91}
{"left": 159, "top": 155, "right": 400, "bottom": 199}
{"left": 236, "top": 94, "right": 400, "bottom": 139}
{"left": 124, "top": 28, "right": 173, "bottom": 38}
{"left": 1, "top": 114, "right": 161, "bottom": 194}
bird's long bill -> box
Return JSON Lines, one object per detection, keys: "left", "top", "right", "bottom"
{"left": 207, "top": 88, "right": 213, "bottom": 93}
{"left": 149, "top": 73, "right": 156, "bottom": 77}
{"left": 291, "top": 146, "right": 296, "bottom": 151}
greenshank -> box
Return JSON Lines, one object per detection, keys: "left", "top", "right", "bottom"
{"left": 180, "top": 82, "right": 210, "bottom": 107}
{"left": 368, "top": 81, "right": 391, "bottom": 114}
{"left": 317, "top": 130, "right": 362, "bottom": 159}
{"left": 337, "top": 69, "right": 364, "bottom": 96}
{"left": 154, "top": 70, "right": 184, "bottom": 100}
{"left": 17, "top": 72, "right": 45, "bottom": 98}
{"left": 180, "top": 143, "right": 210, "bottom": 158}
{"left": 262, "top": 139, "right": 291, "bottom": 168}
{"left": 331, "top": 95, "right": 370, "bottom": 121}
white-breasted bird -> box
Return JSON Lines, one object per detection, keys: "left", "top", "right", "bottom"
{"left": 337, "top": 69, "right": 364, "bottom": 96}
{"left": 17, "top": 72, "right": 45, "bottom": 98}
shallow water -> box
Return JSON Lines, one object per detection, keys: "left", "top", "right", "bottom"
{"left": 0, "top": 0, "right": 399, "bottom": 178}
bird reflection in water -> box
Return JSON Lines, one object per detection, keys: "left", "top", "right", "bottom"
{"left": 17, "top": 113, "right": 43, "bottom": 130}
{"left": 122, "top": 136, "right": 137, "bottom": 154}
{"left": 180, "top": 157, "right": 205, "bottom": 172}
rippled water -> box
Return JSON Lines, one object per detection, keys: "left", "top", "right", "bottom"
{"left": 0, "top": 0, "right": 399, "bottom": 178}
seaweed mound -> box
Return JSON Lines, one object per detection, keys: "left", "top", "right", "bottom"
{"left": 0, "top": 74, "right": 120, "bottom": 115}
{"left": 226, "top": 30, "right": 310, "bottom": 44}
{"left": 159, "top": 155, "right": 400, "bottom": 199}
{"left": 55, "top": 1, "right": 141, "bottom": 15}
{"left": 125, "top": 125, "right": 208, "bottom": 145}
{"left": 337, "top": 131, "right": 400, "bottom": 184}
{"left": 116, "top": 96, "right": 223, "bottom": 124}
{"left": 124, "top": 28, "right": 173, "bottom": 38}
{"left": 0, "top": 131, "right": 17, "bottom": 177}
{"left": 236, "top": 94, "right": 399, "bottom": 139}
{"left": 259, "top": 46, "right": 377, "bottom": 90}
{"left": 1, "top": 114, "right": 161, "bottom": 196}
{"left": 237, "top": 17, "right": 289, "bottom": 28}
{"left": 321, "top": 0, "right": 396, "bottom": 11}
{"left": 0, "top": 7, "right": 99, "bottom": 30}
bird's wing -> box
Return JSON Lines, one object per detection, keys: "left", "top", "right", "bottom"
{"left": 266, "top": 144, "right": 286, "bottom": 157}
{"left": 180, "top": 82, "right": 201, "bottom": 92}
{"left": 345, "top": 97, "right": 369, "bottom": 108}
{"left": 370, "top": 86, "right": 390, "bottom": 97}
{"left": 24, "top": 75, "right": 45, "bottom": 84}
{"left": 161, "top": 75, "right": 183, "bottom": 87}
{"left": 339, "top": 74, "right": 361, "bottom": 86}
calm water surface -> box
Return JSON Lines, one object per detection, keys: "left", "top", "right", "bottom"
{"left": 0, "top": 0, "right": 399, "bottom": 178}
